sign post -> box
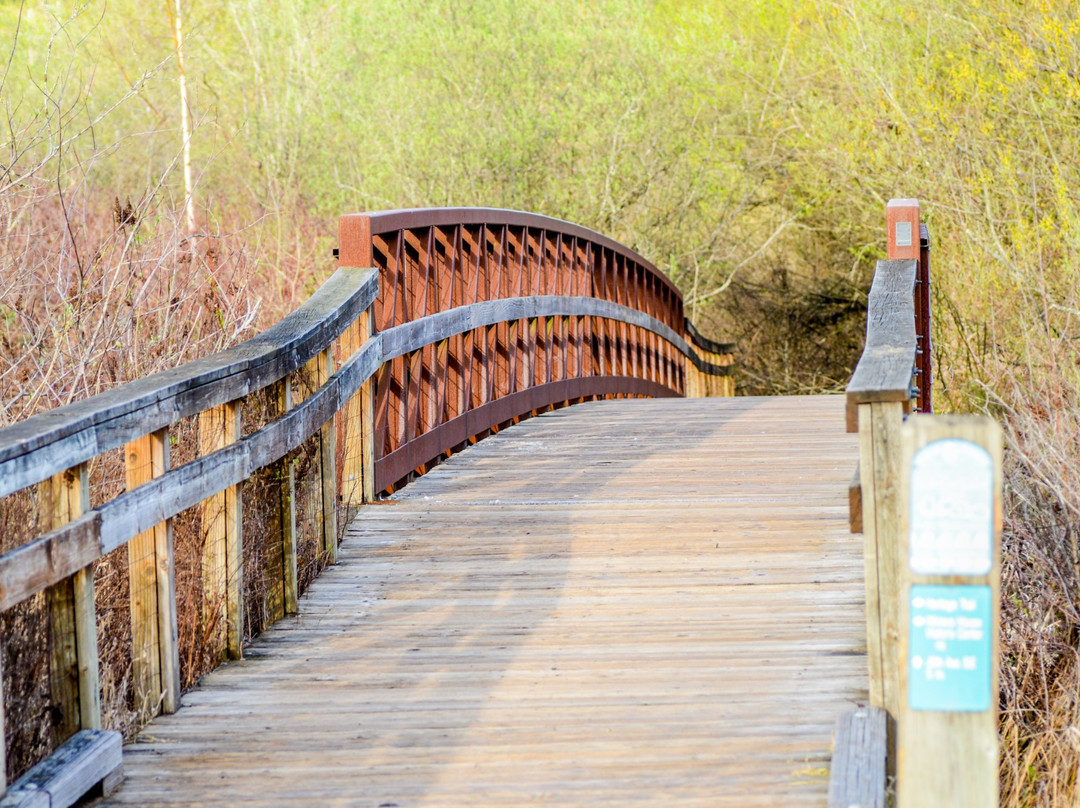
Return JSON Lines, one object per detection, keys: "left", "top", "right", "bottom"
{"left": 898, "top": 415, "right": 1001, "bottom": 808}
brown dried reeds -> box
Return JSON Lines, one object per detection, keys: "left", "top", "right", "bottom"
{"left": 996, "top": 372, "right": 1080, "bottom": 806}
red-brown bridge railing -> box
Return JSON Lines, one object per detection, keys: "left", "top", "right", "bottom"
{"left": 338, "top": 208, "right": 734, "bottom": 493}
{"left": 0, "top": 208, "right": 732, "bottom": 802}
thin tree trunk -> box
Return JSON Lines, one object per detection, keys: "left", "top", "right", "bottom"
{"left": 169, "top": 0, "right": 195, "bottom": 235}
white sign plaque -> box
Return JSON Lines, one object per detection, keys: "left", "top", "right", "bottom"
{"left": 895, "top": 221, "right": 913, "bottom": 248}
{"left": 909, "top": 439, "right": 993, "bottom": 575}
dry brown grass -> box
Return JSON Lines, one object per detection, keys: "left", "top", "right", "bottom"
{"left": 996, "top": 374, "right": 1080, "bottom": 805}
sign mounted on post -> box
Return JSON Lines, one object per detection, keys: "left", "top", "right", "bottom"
{"left": 909, "top": 439, "right": 993, "bottom": 575}
{"left": 898, "top": 415, "right": 1002, "bottom": 808}
{"left": 908, "top": 584, "right": 992, "bottom": 712}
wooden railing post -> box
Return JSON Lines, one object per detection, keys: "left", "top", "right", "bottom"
{"left": 125, "top": 429, "right": 180, "bottom": 716}
{"left": 896, "top": 415, "right": 1001, "bottom": 808}
{"left": 0, "top": 642, "right": 5, "bottom": 795}
{"left": 307, "top": 348, "right": 338, "bottom": 563}
{"left": 856, "top": 400, "right": 905, "bottom": 727}
{"left": 887, "top": 198, "right": 930, "bottom": 412}
{"left": 199, "top": 401, "right": 243, "bottom": 660}
{"left": 41, "top": 464, "right": 101, "bottom": 738}
{"left": 343, "top": 307, "right": 377, "bottom": 507}
{"left": 267, "top": 378, "right": 299, "bottom": 620}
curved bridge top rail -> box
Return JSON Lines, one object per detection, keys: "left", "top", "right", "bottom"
{"left": 337, "top": 207, "right": 729, "bottom": 491}
{"left": 0, "top": 207, "right": 733, "bottom": 798}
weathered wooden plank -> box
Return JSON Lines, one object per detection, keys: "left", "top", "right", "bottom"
{"left": 314, "top": 347, "right": 338, "bottom": 563}
{"left": 827, "top": 707, "right": 887, "bottom": 808}
{"left": 125, "top": 428, "right": 179, "bottom": 717}
{"left": 378, "top": 295, "right": 693, "bottom": 368}
{"left": 0, "top": 730, "right": 121, "bottom": 808}
{"left": 266, "top": 378, "right": 298, "bottom": 621}
{"left": 0, "top": 337, "right": 384, "bottom": 611}
{"left": 0, "top": 513, "right": 100, "bottom": 612}
{"left": 340, "top": 317, "right": 365, "bottom": 509}
{"left": 845, "top": 259, "right": 918, "bottom": 431}
{"left": 359, "top": 310, "right": 376, "bottom": 504}
{"left": 0, "top": 269, "right": 378, "bottom": 498}
{"left": 857, "top": 402, "right": 904, "bottom": 720}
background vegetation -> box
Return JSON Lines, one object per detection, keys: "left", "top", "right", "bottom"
{"left": 2, "top": 0, "right": 1079, "bottom": 802}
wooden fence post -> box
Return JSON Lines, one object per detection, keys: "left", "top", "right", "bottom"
{"left": 857, "top": 400, "right": 905, "bottom": 732}
{"left": 302, "top": 348, "right": 338, "bottom": 563}
{"left": 125, "top": 428, "right": 180, "bottom": 716}
{"left": 342, "top": 308, "right": 375, "bottom": 508}
{"left": 42, "top": 464, "right": 101, "bottom": 739}
{"left": 897, "top": 415, "right": 1001, "bottom": 808}
{"left": 199, "top": 401, "right": 243, "bottom": 660}
{"left": 266, "top": 378, "right": 299, "bottom": 621}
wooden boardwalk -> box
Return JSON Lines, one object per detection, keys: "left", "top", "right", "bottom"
{"left": 100, "top": 395, "right": 867, "bottom": 807}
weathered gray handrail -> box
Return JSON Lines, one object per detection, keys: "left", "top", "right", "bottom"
{"left": 684, "top": 318, "right": 736, "bottom": 356}
{"left": 0, "top": 268, "right": 380, "bottom": 499}
{"left": 845, "top": 258, "right": 917, "bottom": 432}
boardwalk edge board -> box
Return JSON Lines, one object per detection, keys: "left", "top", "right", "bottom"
{"left": 0, "top": 730, "right": 122, "bottom": 808}
{"left": 826, "top": 707, "right": 887, "bottom": 808}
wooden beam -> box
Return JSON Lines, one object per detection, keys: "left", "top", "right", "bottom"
{"left": 378, "top": 296, "right": 692, "bottom": 366}
{"left": 1, "top": 729, "right": 121, "bottom": 808}
{"left": 266, "top": 378, "right": 298, "bottom": 621}
{"left": 310, "top": 348, "right": 338, "bottom": 563}
{"left": 857, "top": 401, "right": 904, "bottom": 732}
{"left": 198, "top": 401, "right": 243, "bottom": 661}
{"left": 341, "top": 317, "right": 365, "bottom": 510}
{"left": 360, "top": 310, "right": 376, "bottom": 504}
{"left": 0, "top": 631, "right": 6, "bottom": 796}
{"left": 845, "top": 260, "right": 918, "bottom": 432}
{"left": 0, "top": 338, "right": 386, "bottom": 614}
{"left": 827, "top": 707, "right": 887, "bottom": 808}
{"left": 0, "top": 268, "right": 377, "bottom": 500}
{"left": 125, "top": 428, "right": 179, "bottom": 717}
{"left": 41, "top": 464, "right": 100, "bottom": 741}
{"left": 0, "top": 514, "right": 99, "bottom": 613}
{"left": 897, "top": 415, "right": 1001, "bottom": 808}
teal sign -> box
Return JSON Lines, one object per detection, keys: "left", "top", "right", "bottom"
{"left": 908, "top": 585, "right": 992, "bottom": 712}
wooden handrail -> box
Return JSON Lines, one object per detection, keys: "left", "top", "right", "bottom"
{"left": 845, "top": 258, "right": 918, "bottom": 432}
{"left": 0, "top": 291, "right": 732, "bottom": 612}
{"left": 0, "top": 268, "right": 379, "bottom": 499}
{"left": 0, "top": 208, "right": 734, "bottom": 794}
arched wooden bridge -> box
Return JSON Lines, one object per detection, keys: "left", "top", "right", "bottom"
{"left": 0, "top": 204, "right": 942, "bottom": 806}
